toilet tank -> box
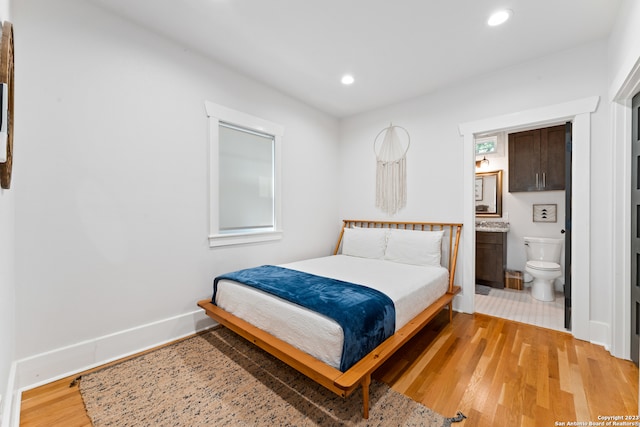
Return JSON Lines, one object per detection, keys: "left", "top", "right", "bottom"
{"left": 523, "top": 237, "right": 563, "bottom": 262}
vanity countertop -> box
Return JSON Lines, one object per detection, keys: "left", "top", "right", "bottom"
{"left": 476, "top": 221, "right": 510, "bottom": 233}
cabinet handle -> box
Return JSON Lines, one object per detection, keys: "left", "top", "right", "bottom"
{"left": 543, "top": 172, "right": 546, "bottom": 188}
{"left": 536, "top": 173, "right": 539, "bottom": 188}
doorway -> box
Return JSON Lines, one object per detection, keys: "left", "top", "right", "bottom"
{"left": 630, "top": 91, "right": 640, "bottom": 365}
{"left": 473, "top": 124, "right": 571, "bottom": 332}
{"left": 459, "top": 97, "right": 599, "bottom": 343}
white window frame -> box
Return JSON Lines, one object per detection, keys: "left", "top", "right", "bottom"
{"left": 474, "top": 135, "right": 499, "bottom": 155}
{"left": 205, "top": 101, "right": 284, "bottom": 247}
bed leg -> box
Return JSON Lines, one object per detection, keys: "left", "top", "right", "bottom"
{"left": 362, "top": 374, "right": 371, "bottom": 419}
{"left": 448, "top": 301, "right": 453, "bottom": 323}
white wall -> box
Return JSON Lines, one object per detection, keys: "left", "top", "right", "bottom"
{"left": 0, "top": 185, "right": 15, "bottom": 423}
{"left": 12, "top": 0, "right": 339, "bottom": 387}
{"left": 339, "top": 40, "right": 611, "bottom": 339}
{"left": 608, "top": 0, "right": 640, "bottom": 96}
{"left": 0, "top": 1, "right": 14, "bottom": 422}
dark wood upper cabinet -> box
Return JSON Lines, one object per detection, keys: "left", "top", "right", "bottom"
{"left": 508, "top": 124, "right": 566, "bottom": 192}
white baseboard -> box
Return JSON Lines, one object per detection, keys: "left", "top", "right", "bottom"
{"left": 1, "top": 362, "right": 17, "bottom": 427}
{"left": 589, "top": 320, "right": 611, "bottom": 353}
{"left": 15, "top": 309, "right": 216, "bottom": 392}
{"left": 453, "top": 292, "right": 471, "bottom": 314}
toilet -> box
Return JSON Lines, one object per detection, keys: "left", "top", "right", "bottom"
{"left": 524, "top": 237, "right": 563, "bottom": 302}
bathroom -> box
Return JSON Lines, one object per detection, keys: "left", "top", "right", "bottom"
{"left": 474, "top": 127, "right": 568, "bottom": 332}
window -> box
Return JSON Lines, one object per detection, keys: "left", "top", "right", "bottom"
{"left": 205, "top": 101, "right": 283, "bottom": 247}
{"left": 475, "top": 135, "right": 498, "bottom": 155}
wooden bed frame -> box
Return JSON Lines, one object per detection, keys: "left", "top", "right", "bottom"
{"left": 198, "top": 219, "right": 462, "bottom": 418}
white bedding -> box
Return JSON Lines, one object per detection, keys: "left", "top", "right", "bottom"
{"left": 215, "top": 254, "right": 449, "bottom": 369}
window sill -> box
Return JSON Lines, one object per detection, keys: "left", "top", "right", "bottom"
{"left": 208, "top": 230, "right": 283, "bottom": 247}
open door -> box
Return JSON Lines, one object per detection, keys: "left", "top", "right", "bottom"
{"left": 564, "top": 122, "right": 572, "bottom": 330}
{"left": 631, "top": 92, "right": 640, "bottom": 365}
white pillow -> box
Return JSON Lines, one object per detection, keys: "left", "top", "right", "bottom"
{"left": 341, "top": 227, "right": 388, "bottom": 259}
{"left": 384, "top": 228, "right": 444, "bottom": 266}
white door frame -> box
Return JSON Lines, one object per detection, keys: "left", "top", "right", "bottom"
{"left": 458, "top": 96, "right": 599, "bottom": 343}
{"left": 611, "top": 57, "right": 640, "bottom": 359}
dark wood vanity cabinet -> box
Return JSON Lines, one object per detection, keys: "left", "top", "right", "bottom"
{"left": 476, "top": 231, "right": 507, "bottom": 288}
{"left": 508, "top": 124, "right": 565, "bottom": 192}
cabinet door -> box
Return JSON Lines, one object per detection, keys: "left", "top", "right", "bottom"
{"left": 508, "top": 124, "right": 566, "bottom": 192}
{"left": 476, "top": 243, "right": 504, "bottom": 287}
{"left": 540, "top": 125, "right": 566, "bottom": 190}
{"left": 476, "top": 232, "right": 506, "bottom": 288}
{"left": 508, "top": 129, "right": 541, "bottom": 192}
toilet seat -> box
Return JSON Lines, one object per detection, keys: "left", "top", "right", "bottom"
{"left": 526, "top": 260, "right": 560, "bottom": 271}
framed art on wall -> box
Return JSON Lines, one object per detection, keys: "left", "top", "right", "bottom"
{"left": 533, "top": 204, "right": 557, "bottom": 222}
{"left": 0, "top": 21, "right": 14, "bottom": 190}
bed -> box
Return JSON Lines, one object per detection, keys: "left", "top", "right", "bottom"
{"left": 198, "top": 220, "right": 462, "bottom": 418}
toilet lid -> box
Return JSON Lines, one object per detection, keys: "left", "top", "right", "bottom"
{"left": 527, "top": 260, "right": 560, "bottom": 271}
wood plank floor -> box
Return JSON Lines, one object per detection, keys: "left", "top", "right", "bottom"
{"left": 20, "top": 312, "right": 638, "bottom": 426}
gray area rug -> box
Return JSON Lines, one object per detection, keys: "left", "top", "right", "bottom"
{"left": 475, "top": 284, "right": 493, "bottom": 295}
{"left": 80, "top": 327, "right": 453, "bottom": 426}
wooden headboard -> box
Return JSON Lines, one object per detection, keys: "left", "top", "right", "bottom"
{"left": 333, "top": 219, "right": 463, "bottom": 292}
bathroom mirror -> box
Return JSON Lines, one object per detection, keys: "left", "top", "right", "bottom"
{"left": 475, "top": 170, "right": 503, "bottom": 217}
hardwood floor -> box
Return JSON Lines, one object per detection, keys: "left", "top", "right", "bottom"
{"left": 377, "top": 312, "right": 639, "bottom": 426}
{"left": 20, "top": 312, "right": 638, "bottom": 426}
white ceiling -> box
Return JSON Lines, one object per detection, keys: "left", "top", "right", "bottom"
{"left": 88, "top": 0, "right": 622, "bottom": 118}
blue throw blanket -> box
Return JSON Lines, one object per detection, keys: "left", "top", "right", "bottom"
{"left": 213, "top": 265, "right": 396, "bottom": 372}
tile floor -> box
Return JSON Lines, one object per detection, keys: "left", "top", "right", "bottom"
{"left": 475, "top": 285, "right": 568, "bottom": 332}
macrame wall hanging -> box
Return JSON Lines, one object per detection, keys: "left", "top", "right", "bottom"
{"left": 374, "top": 123, "right": 410, "bottom": 215}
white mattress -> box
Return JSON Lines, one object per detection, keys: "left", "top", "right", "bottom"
{"left": 215, "top": 254, "right": 449, "bottom": 369}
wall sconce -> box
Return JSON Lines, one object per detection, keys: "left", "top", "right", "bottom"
{"left": 475, "top": 156, "right": 489, "bottom": 169}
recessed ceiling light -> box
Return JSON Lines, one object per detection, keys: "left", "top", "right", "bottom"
{"left": 487, "top": 9, "right": 512, "bottom": 27}
{"left": 341, "top": 74, "right": 355, "bottom": 85}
